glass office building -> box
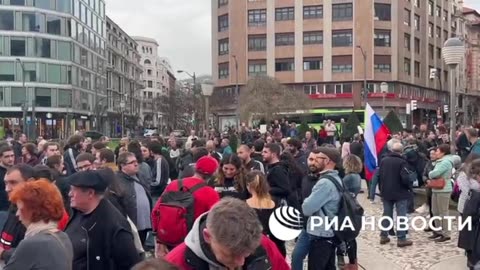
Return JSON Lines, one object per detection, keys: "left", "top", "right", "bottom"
{"left": 0, "top": 0, "right": 107, "bottom": 139}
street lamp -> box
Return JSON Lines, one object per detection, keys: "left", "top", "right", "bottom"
{"left": 177, "top": 70, "right": 199, "bottom": 131}
{"left": 120, "top": 99, "right": 126, "bottom": 137}
{"left": 16, "top": 58, "right": 28, "bottom": 137}
{"left": 356, "top": 46, "right": 368, "bottom": 105}
{"left": 201, "top": 82, "right": 214, "bottom": 135}
{"left": 380, "top": 82, "right": 389, "bottom": 117}
{"left": 442, "top": 37, "right": 465, "bottom": 151}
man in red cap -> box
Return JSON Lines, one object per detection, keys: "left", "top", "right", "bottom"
{"left": 152, "top": 156, "right": 220, "bottom": 258}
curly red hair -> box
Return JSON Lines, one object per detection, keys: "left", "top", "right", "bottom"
{"left": 9, "top": 179, "right": 64, "bottom": 223}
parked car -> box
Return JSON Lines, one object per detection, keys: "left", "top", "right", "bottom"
{"left": 144, "top": 129, "right": 158, "bottom": 137}
{"left": 84, "top": 131, "right": 103, "bottom": 140}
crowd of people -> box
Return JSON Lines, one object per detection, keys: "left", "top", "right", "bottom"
{"left": 3, "top": 118, "right": 480, "bottom": 269}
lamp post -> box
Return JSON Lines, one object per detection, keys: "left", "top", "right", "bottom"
{"left": 380, "top": 82, "right": 388, "bottom": 117}
{"left": 356, "top": 46, "right": 368, "bottom": 105}
{"left": 177, "top": 70, "right": 198, "bottom": 131}
{"left": 16, "top": 58, "right": 28, "bottom": 137}
{"left": 442, "top": 37, "right": 465, "bottom": 152}
{"left": 120, "top": 99, "right": 125, "bottom": 138}
{"left": 201, "top": 82, "right": 214, "bottom": 136}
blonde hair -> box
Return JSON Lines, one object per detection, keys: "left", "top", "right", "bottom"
{"left": 343, "top": 154, "right": 363, "bottom": 174}
{"left": 245, "top": 171, "right": 271, "bottom": 200}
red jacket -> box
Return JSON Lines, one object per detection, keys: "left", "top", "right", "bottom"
{"left": 166, "top": 235, "right": 290, "bottom": 270}
{"left": 154, "top": 177, "right": 219, "bottom": 238}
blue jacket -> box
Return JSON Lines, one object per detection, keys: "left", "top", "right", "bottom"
{"left": 302, "top": 171, "right": 341, "bottom": 238}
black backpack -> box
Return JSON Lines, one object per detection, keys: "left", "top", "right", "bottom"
{"left": 324, "top": 175, "right": 364, "bottom": 242}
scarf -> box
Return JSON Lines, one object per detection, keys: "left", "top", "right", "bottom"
{"left": 25, "top": 221, "right": 58, "bottom": 239}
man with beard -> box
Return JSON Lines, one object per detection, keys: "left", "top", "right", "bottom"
{"left": 262, "top": 143, "right": 290, "bottom": 205}
{"left": 286, "top": 138, "right": 308, "bottom": 174}
{"left": 237, "top": 144, "right": 265, "bottom": 173}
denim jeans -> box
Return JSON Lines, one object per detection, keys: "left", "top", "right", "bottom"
{"left": 291, "top": 230, "right": 311, "bottom": 270}
{"left": 380, "top": 199, "right": 408, "bottom": 240}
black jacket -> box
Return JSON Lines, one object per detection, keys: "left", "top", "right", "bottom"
{"left": 378, "top": 152, "right": 412, "bottom": 201}
{"left": 0, "top": 207, "right": 25, "bottom": 263}
{"left": 350, "top": 141, "right": 364, "bottom": 161}
{"left": 116, "top": 171, "right": 153, "bottom": 227}
{"left": 11, "top": 141, "right": 22, "bottom": 161}
{"left": 65, "top": 199, "right": 141, "bottom": 270}
{"left": 63, "top": 147, "right": 80, "bottom": 176}
{"left": 458, "top": 189, "right": 480, "bottom": 266}
{"left": 293, "top": 150, "right": 308, "bottom": 175}
{"left": 0, "top": 166, "right": 9, "bottom": 211}
{"left": 266, "top": 162, "right": 291, "bottom": 203}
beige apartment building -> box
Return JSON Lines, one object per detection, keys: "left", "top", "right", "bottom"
{"left": 211, "top": 0, "right": 471, "bottom": 127}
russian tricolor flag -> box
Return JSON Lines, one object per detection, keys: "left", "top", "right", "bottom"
{"left": 364, "top": 104, "right": 390, "bottom": 181}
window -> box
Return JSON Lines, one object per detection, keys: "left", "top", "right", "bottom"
{"left": 275, "top": 59, "right": 294, "bottom": 72}
{"left": 147, "top": 81, "right": 153, "bottom": 88}
{"left": 58, "top": 89, "right": 72, "bottom": 107}
{"left": 404, "top": 33, "right": 410, "bottom": 51}
{"left": 443, "top": 10, "right": 448, "bottom": 21}
{"left": 248, "top": 61, "right": 266, "bottom": 76}
{"left": 436, "top": 26, "right": 441, "bottom": 38}
{"left": 47, "top": 64, "right": 61, "bottom": 84}
{"left": 428, "top": 23, "right": 434, "bottom": 37}
{"left": 218, "top": 14, "right": 228, "bottom": 32}
{"left": 11, "top": 87, "right": 26, "bottom": 107}
{"left": 332, "top": 56, "right": 352, "bottom": 73}
{"left": 414, "top": 61, "right": 420, "bottom": 77}
{"left": 304, "top": 85, "right": 318, "bottom": 95}
{"left": 36, "top": 88, "right": 51, "bottom": 107}
{"left": 332, "top": 30, "right": 353, "bottom": 47}
{"left": 414, "top": 38, "right": 420, "bottom": 53}
{"left": 10, "top": 0, "right": 24, "bottom": 5}
{"left": 218, "top": 63, "right": 229, "bottom": 79}
{"left": 275, "top": 33, "right": 294, "bottom": 46}
{"left": 36, "top": 38, "right": 51, "bottom": 58}
{"left": 0, "top": 11, "right": 14, "bottom": 30}
{"left": 218, "top": 38, "right": 229, "bottom": 55}
{"left": 147, "top": 69, "right": 152, "bottom": 75}
{"left": 374, "top": 3, "right": 391, "bottom": 21}
{"left": 248, "top": 9, "right": 266, "bottom": 26}
{"left": 437, "top": 47, "right": 441, "bottom": 59}
{"left": 443, "top": 30, "right": 448, "bottom": 42}
{"left": 275, "top": 7, "right": 294, "bottom": 21}
{"left": 404, "top": 9, "right": 411, "bottom": 26}
{"left": 47, "top": 15, "right": 61, "bottom": 35}
{"left": 57, "top": 41, "right": 71, "bottom": 61}
{"left": 374, "top": 30, "right": 391, "bottom": 47}
{"left": 414, "top": 0, "right": 420, "bottom": 8}
{"left": 303, "top": 58, "right": 323, "bottom": 70}
{"left": 429, "top": 44, "right": 434, "bottom": 60}
{"left": 144, "top": 59, "right": 151, "bottom": 65}
{"left": 218, "top": 0, "right": 228, "bottom": 7}
{"left": 304, "top": 5, "right": 322, "bottom": 19}
{"left": 374, "top": 55, "right": 391, "bottom": 72}
{"left": 436, "top": 6, "right": 441, "bottom": 17}
{"left": 428, "top": 1, "right": 434, "bottom": 16}
{"left": 0, "top": 62, "right": 14, "bottom": 81}
{"left": 248, "top": 35, "right": 266, "bottom": 51}
{"left": 414, "top": 14, "right": 420, "bottom": 31}
{"left": 303, "top": 31, "right": 323, "bottom": 45}
{"left": 404, "top": 58, "right": 411, "bottom": 75}
{"left": 11, "top": 38, "right": 26, "bottom": 56}
{"left": 332, "top": 3, "right": 353, "bottom": 21}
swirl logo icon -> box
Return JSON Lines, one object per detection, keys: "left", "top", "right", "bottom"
{"left": 269, "top": 206, "right": 303, "bottom": 241}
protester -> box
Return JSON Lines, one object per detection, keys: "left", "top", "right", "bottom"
{"left": 4, "top": 180, "right": 73, "bottom": 270}
{"left": 245, "top": 171, "right": 285, "bottom": 257}
{"left": 41, "top": 142, "right": 61, "bottom": 165}
{"left": 426, "top": 144, "right": 454, "bottom": 243}
{"left": 63, "top": 135, "right": 84, "bottom": 175}
{"left": 280, "top": 151, "right": 303, "bottom": 209}
{"left": 65, "top": 170, "right": 141, "bottom": 270}
{"left": 262, "top": 143, "right": 291, "bottom": 205}
{"left": 456, "top": 153, "right": 480, "bottom": 214}
{"left": 165, "top": 198, "right": 289, "bottom": 270}
{"left": 148, "top": 141, "right": 170, "bottom": 194}
{"left": 75, "top": 153, "right": 95, "bottom": 172}
{"left": 211, "top": 154, "right": 249, "bottom": 200}
{"left": 237, "top": 144, "right": 265, "bottom": 173}
{"left": 0, "top": 145, "right": 15, "bottom": 212}
{"left": 21, "top": 143, "right": 39, "bottom": 166}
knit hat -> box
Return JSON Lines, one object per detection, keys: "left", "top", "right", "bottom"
{"left": 318, "top": 147, "right": 341, "bottom": 164}
{"left": 195, "top": 156, "right": 219, "bottom": 175}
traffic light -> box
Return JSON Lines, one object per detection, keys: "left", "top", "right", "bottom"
{"left": 411, "top": 100, "right": 417, "bottom": 111}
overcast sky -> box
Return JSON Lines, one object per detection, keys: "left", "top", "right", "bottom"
{"left": 107, "top": 0, "right": 480, "bottom": 79}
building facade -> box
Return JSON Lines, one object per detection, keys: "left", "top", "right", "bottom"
{"left": 134, "top": 36, "right": 172, "bottom": 132}
{"left": 211, "top": 0, "right": 466, "bottom": 127}
{"left": 0, "top": 0, "right": 107, "bottom": 139}
{"left": 106, "top": 17, "right": 143, "bottom": 137}
{"left": 463, "top": 7, "right": 480, "bottom": 124}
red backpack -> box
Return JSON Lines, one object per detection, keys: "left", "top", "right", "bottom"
{"left": 151, "top": 179, "right": 206, "bottom": 247}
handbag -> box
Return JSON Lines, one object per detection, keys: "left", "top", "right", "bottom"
{"left": 426, "top": 178, "right": 445, "bottom": 189}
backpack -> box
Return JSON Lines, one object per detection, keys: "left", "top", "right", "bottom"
{"left": 151, "top": 179, "right": 206, "bottom": 247}
{"left": 403, "top": 166, "right": 419, "bottom": 188}
{"left": 323, "top": 175, "right": 364, "bottom": 242}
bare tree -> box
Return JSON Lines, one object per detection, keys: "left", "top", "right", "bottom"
{"left": 155, "top": 87, "right": 195, "bottom": 131}
{"left": 237, "top": 75, "right": 312, "bottom": 122}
